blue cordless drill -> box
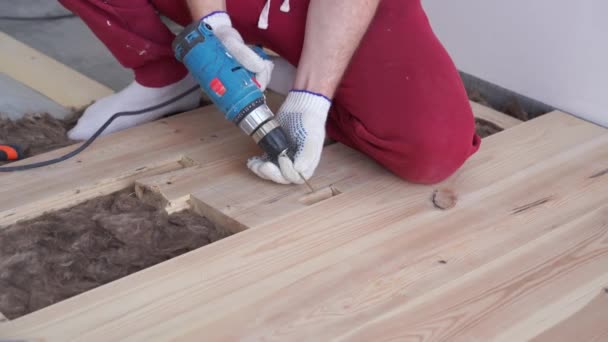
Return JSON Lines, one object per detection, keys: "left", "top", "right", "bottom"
{"left": 173, "top": 21, "right": 291, "bottom": 164}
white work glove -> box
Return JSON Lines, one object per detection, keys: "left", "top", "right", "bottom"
{"left": 247, "top": 90, "right": 332, "bottom": 184}
{"left": 202, "top": 11, "right": 274, "bottom": 90}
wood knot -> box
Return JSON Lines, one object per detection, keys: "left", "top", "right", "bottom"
{"left": 432, "top": 189, "right": 458, "bottom": 210}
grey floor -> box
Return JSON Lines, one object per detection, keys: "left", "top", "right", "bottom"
{"left": 1, "top": 1, "right": 146, "bottom": 91}
{"left": 0, "top": 1, "right": 185, "bottom": 119}
{"left": 0, "top": 1, "right": 128, "bottom": 118}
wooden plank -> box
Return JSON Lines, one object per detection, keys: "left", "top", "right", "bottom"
{"left": 183, "top": 93, "right": 523, "bottom": 231}
{"left": 0, "top": 91, "right": 342, "bottom": 228}
{"left": 137, "top": 142, "right": 384, "bottom": 230}
{"left": 130, "top": 93, "right": 510, "bottom": 225}
{"left": 531, "top": 288, "right": 608, "bottom": 342}
{"left": 188, "top": 143, "right": 376, "bottom": 231}
{"left": 0, "top": 107, "right": 242, "bottom": 228}
{"left": 338, "top": 204, "right": 608, "bottom": 341}
{"left": 139, "top": 110, "right": 596, "bottom": 232}
{"left": 470, "top": 100, "right": 523, "bottom": 128}
{"left": 0, "top": 31, "right": 113, "bottom": 109}
{"left": 3, "top": 112, "right": 606, "bottom": 341}
{"left": 154, "top": 133, "right": 608, "bottom": 341}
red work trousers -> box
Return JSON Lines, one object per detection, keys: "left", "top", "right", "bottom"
{"left": 59, "top": 0, "right": 481, "bottom": 184}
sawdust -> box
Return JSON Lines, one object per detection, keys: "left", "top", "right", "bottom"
{"left": 0, "top": 111, "right": 81, "bottom": 165}
{"left": 0, "top": 188, "right": 232, "bottom": 320}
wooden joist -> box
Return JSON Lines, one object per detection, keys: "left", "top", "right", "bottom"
{"left": 470, "top": 100, "right": 523, "bottom": 128}
{"left": 2, "top": 109, "right": 607, "bottom": 341}
{"left": 0, "top": 31, "right": 113, "bottom": 109}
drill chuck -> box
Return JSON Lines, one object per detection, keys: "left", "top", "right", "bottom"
{"left": 173, "top": 21, "right": 291, "bottom": 162}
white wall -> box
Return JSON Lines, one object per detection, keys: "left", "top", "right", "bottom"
{"left": 422, "top": 0, "right": 608, "bottom": 127}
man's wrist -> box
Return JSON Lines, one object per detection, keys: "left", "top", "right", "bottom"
{"left": 186, "top": 0, "right": 227, "bottom": 22}
{"left": 290, "top": 89, "right": 332, "bottom": 103}
{"left": 293, "top": 77, "right": 335, "bottom": 101}
{"left": 293, "top": 64, "right": 337, "bottom": 100}
{"left": 201, "top": 11, "right": 231, "bottom": 28}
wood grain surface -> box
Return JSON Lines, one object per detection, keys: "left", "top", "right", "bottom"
{"left": 2, "top": 109, "right": 607, "bottom": 341}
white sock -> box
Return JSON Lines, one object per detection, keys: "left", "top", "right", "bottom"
{"left": 267, "top": 56, "right": 297, "bottom": 96}
{"left": 68, "top": 74, "right": 201, "bottom": 141}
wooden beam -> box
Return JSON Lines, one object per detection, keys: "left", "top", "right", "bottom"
{"left": 3, "top": 111, "right": 606, "bottom": 341}
{"left": 0, "top": 31, "right": 113, "bottom": 109}
{"left": 471, "top": 100, "right": 523, "bottom": 129}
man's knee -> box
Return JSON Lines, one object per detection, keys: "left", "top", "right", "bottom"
{"left": 380, "top": 130, "right": 481, "bottom": 185}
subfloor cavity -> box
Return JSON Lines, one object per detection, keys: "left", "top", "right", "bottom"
{"left": 0, "top": 187, "right": 233, "bottom": 320}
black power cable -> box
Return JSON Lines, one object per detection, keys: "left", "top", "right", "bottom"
{"left": 0, "top": 14, "right": 76, "bottom": 21}
{"left": 0, "top": 85, "right": 201, "bottom": 172}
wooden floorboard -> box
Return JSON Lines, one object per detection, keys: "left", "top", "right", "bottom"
{"left": 136, "top": 95, "right": 525, "bottom": 232}
{"left": 138, "top": 142, "right": 386, "bottom": 231}
{"left": 0, "top": 31, "right": 113, "bottom": 109}
{"left": 153, "top": 129, "right": 608, "bottom": 342}
{"left": 2, "top": 109, "right": 606, "bottom": 341}
{"left": 0, "top": 105, "right": 244, "bottom": 228}
{"left": 531, "top": 287, "right": 608, "bottom": 342}
{"left": 4, "top": 35, "right": 602, "bottom": 341}
{"left": 0, "top": 89, "right": 522, "bottom": 230}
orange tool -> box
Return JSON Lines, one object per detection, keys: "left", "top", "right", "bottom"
{"left": 0, "top": 144, "right": 22, "bottom": 161}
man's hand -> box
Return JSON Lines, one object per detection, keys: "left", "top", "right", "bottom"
{"left": 247, "top": 90, "right": 331, "bottom": 184}
{"left": 201, "top": 11, "right": 274, "bottom": 90}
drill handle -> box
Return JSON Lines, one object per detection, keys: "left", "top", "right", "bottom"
{"left": 173, "top": 21, "right": 270, "bottom": 122}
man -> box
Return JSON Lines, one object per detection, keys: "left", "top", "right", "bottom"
{"left": 59, "top": 0, "right": 481, "bottom": 185}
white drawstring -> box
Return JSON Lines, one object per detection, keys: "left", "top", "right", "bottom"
{"left": 258, "top": 0, "right": 290, "bottom": 29}
{"left": 280, "top": 0, "right": 290, "bottom": 13}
